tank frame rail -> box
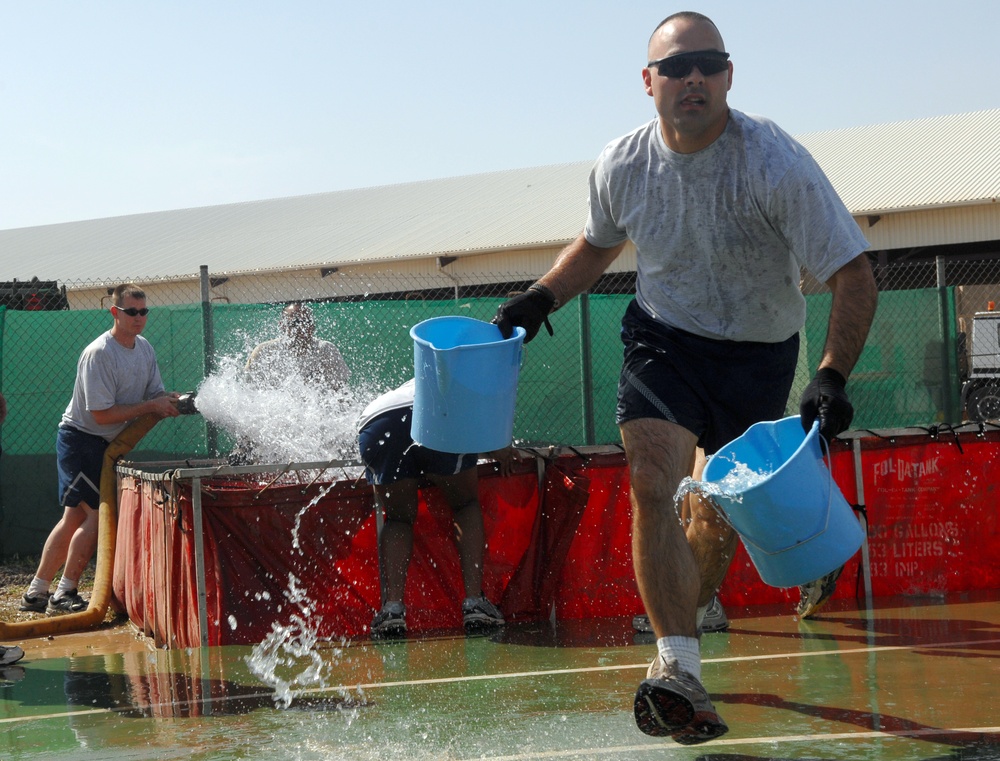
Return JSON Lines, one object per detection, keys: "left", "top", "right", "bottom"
{"left": 117, "top": 458, "right": 365, "bottom": 646}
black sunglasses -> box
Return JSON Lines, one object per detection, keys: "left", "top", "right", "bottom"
{"left": 115, "top": 306, "right": 150, "bottom": 317}
{"left": 648, "top": 50, "right": 730, "bottom": 79}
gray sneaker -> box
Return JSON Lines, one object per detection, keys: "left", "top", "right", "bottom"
{"left": 19, "top": 592, "right": 50, "bottom": 613}
{"left": 0, "top": 646, "right": 25, "bottom": 666}
{"left": 796, "top": 565, "right": 844, "bottom": 619}
{"left": 370, "top": 601, "right": 406, "bottom": 638}
{"left": 700, "top": 596, "right": 729, "bottom": 633}
{"left": 632, "top": 595, "right": 729, "bottom": 634}
{"left": 634, "top": 656, "right": 729, "bottom": 744}
{"left": 462, "top": 595, "right": 505, "bottom": 631}
{"left": 46, "top": 589, "right": 88, "bottom": 615}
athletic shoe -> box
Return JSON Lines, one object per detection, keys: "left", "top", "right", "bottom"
{"left": 632, "top": 595, "right": 729, "bottom": 634}
{"left": 370, "top": 601, "right": 406, "bottom": 638}
{"left": 46, "top": 589, "right": 88, "bottom": 615}
{"left": 700, "top": 596, "right": 729, "bottom": 633}
{"left": 461, "top": 595, "right": 505, "bottom": 631}
{"left": 796, "top": 565, "right": 845, "bottom": 619}
{"left": 19, "top": 592, "right": 50, "bottom": 613}
{"left": 0, "top": 645, "right": 25, "bottom": 666}
{"left": 633, "top": 655, "right": 728, "bottom": 743}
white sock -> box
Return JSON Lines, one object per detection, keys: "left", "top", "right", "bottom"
{"left": 657, "top": 636, "right": 701, "bottom": 681}
{"left": 54, "top": 576, "right": 78, "bottom": 599}
{"left": 27, "top": 576, "right": 50, "bottom": 598}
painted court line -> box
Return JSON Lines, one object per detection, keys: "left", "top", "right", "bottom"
{"left": 305, "top": 636, "right": 1000, "bottom": 696}
{"left": 2, "top": 636, "right": 997, "bottom": 727}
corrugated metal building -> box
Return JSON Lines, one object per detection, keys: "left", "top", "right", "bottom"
{"left": 1, "top": 108, "right": 998, "bottom": 309}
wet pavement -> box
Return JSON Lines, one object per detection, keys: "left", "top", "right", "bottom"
{"left": 2, "top": 592, "right": 998, "bottom": 760}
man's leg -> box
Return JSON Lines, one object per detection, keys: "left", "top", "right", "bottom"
{"left": 33, "top": 505, "right": 89, "bottom": 583}
{"left": 374, "top": 480, "right": 420, "bottom": 604}
{"left": 682, "top": 449, "right": 739, "bottom": 608}
{"left": 369, "top": 479, "right": 419, "bottom": 636}
{"left": 622, "top": 417, "right": 701, "bottom": 638}
{"left": 58, "top": 504, "right": 100, "bottom": 589}
{"left": 623, "top": 418, "right": 729, "bottom": 744}
{"left": 24, "top": 503, "right": 95, "bottom": 613}
{"left": 430, "top": 467, "right": 483, "bottom": 598}
{"left": 431, "top": 467, "right": 505, "bottom": 630}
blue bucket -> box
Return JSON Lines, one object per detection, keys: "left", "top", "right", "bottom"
{"left": 410, "top": 316, "right": 526, "bottom": 454}
{"left": 701, "top": 416, "right": 863, "bottom": 588}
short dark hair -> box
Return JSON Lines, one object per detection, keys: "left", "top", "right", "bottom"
{"left": 111, "top": 283, "right": 146, "bottom": 306}
{"left": 649, "top": 11, "right": 722, "bottom": 47}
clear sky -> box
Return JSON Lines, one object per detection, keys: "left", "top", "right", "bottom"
{"left": 1, "top": 0, "right": 997, "bottom": 231}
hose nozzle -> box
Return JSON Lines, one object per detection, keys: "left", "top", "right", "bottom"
{"left": 176, "top": 392, "right": 199, "bottom": 415}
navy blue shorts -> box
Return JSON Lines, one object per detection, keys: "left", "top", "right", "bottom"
{"left": 56, "top": 426, "right": 109, "bottom": 509}
{"left": 616, "top": 299, "right": 799, "bottom": 455}
{"left": 358, "top": 407, "right": 478, "bottom": 486}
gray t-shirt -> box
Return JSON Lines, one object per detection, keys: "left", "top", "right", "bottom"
{"left": 60, "top": 331, "right": 166, "bottom": 441}
{"left": 585, "top": 110, "right": 870, "bottom": 342}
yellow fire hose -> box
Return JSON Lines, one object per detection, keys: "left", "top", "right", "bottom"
{"left": 0, "top": 414, "right": 159, "bottom": 639}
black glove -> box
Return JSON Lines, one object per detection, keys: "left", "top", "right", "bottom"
{"left": 800, "top": 368, "right": 853, "bottom": 440}
{"left": 492, "top": 284, "right": 556, "bottom": 343}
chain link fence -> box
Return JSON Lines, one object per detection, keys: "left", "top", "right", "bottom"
{"left": 2, "top": 252, "right": 998, "bottom": 556}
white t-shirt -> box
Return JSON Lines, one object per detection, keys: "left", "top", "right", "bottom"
{"left": 356, "top": 379, "right": 415, "bottom": 432}
{"left": 585, "top": 109, "right": 870, "bottom": 342}
{"left": 60, "top": 331, "right": 166, "bottom": 441}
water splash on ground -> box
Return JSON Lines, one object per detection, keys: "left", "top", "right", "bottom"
{"left": 243, "top": 483, "right": 353, "bottom": 708}
{"left": 192, "top": 348, "right": 387, "bottom": 706}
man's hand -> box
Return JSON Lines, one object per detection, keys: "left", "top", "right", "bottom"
{"left": 152, "top": 394, "right": 182, "bottom": 419}
{"left": 800, "top": 368, "right": 853, "bottom": 440}
{"left": 492, "top": 285, "right": 556, "bottom": 342}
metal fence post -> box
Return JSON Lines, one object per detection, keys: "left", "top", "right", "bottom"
{"left": 580, "top": 292, "right": 595, "bottom": 445}
{"left": 199, "top": 266, "right": 219, "bottom": 455}
{"left": 936, "top": 256, "right": 959, "bottom": 423}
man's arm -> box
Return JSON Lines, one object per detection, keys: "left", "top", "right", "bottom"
{"left": 819, "top": 253, "right": 878, "bottom": 377}
{"left": 494, "top": 233, "right": 625, "bottom": 341}
{"left": 537, "top": 233, "right": 627, "bottom": 308}
{"left": 91, "top": 394, "right": 181, "bottom": 426}
{"left": 800, "top": 253, "right": 878, "bottom": 438}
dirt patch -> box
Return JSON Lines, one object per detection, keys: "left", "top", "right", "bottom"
{"left": 0, "top": 555, "right": 119, "bottom": 626}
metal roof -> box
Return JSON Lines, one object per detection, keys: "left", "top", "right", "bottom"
{"left": 796, "top": 108, "right": 1000, "bottom": 215}
{"left": 0, "top": 162, "right": 593, "bottom": 282}
{"left": 2, "top": 108, "right": 998, "bottom": 282}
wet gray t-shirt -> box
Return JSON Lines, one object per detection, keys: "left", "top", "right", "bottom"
{"left": 585, "top": 110, "right": 869, "bottom": 342}
{"left": 60, "top": 331, "right": 165, "bottom": 441}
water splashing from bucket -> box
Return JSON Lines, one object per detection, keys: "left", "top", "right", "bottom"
{"left": 673, "top": 460, "right": 771, "bottom": 525}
